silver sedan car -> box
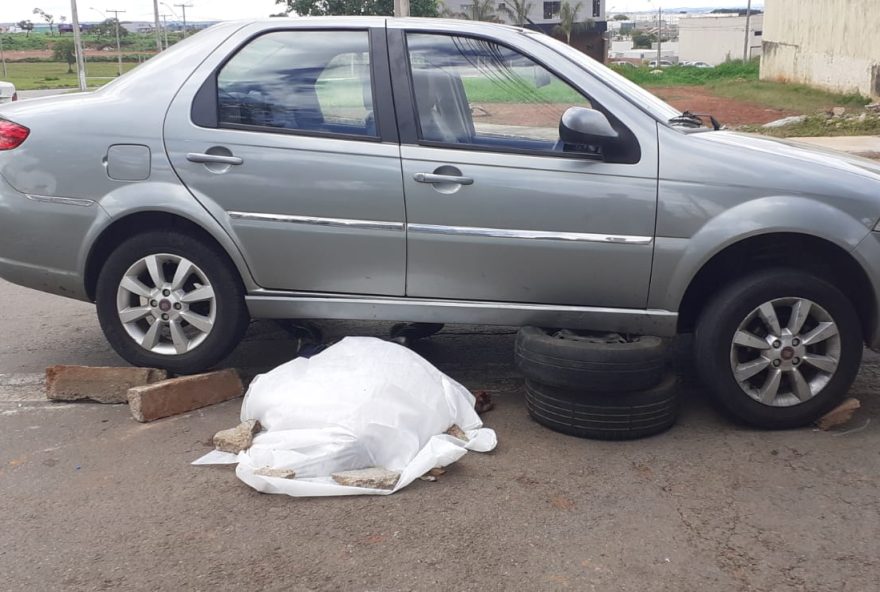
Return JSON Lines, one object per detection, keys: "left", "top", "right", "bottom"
{"left": 2, "top": 18, "right": 880, "bottom": 429}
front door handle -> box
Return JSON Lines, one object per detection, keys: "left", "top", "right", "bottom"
{"left": 186, "top": 152, "right": 243, "bottom": 166}
{"left": 413, "top": 172, "right": 474, "bottom": 185}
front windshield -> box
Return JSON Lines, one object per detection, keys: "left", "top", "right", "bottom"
{"left": 528, "top": 32, "right": 682, "bottom": 122}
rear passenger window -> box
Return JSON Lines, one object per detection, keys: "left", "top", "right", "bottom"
{"left": 217, "top": 30, "right": 376, "bottom": 138}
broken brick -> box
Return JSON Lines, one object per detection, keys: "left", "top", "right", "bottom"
{"left": 253, "top": 467, "right": 296, "bottom": 479}
{"left": 127, "top": 369, "right": 243, "bottom": 422}
{"left": 45, "top": 365, "right": 167, "bottom": 404}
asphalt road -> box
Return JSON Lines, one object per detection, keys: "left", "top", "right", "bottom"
{"left": 2, "top": 277, "right": 880, "bottom": 591}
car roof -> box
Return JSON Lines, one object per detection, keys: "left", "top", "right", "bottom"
{"left": 227, "top": 16, "right": 527, "bottom": 34}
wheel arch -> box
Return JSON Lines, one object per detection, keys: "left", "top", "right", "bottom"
{"left": 676, "top": 232, "right": 877, "bottom": 342}
{"left": 83, "top": 210, "right": 256, "bottom": 302}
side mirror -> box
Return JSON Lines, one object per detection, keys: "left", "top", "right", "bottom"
{"left": 559, "top": 106, "right": 619, "bottom": 147}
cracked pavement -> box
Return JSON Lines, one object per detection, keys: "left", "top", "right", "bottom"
{"left": 1, "top": 278, "right": 879, "bottom": 591}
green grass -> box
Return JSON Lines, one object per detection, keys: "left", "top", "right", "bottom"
{"left": 613, "top": 59, "right": 760, "bottom": 87}
{"left": 462, "top": 77, "right": 585, "bottom": 104}
{"left": 3, "top": 61, "right": 139, "bottom": 90}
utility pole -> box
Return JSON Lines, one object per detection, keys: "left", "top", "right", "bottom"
{"left": 152, "top": 0, "right": 162, "bottom": 52}
{"left": 742, "top": 0, "right": 752, "bottom": 62}
{"left": 656, "top": 5, "right": 661, "bottom": 67}
{"left": 106, "top": 8, "right": 126, "bottom": 76}
{"left": 161, "top": 14, "right": 169, "bottom": 49}
{"left": 393, "top": 0, "right": 410, "bottom": 17}
{"left": 0, "top": 33, "right": 7, "bottom": 79}
{"left": 70, "top": 0, "right": 87, "bottom": 90}
{"left": 175, "top": 4, "right": 192, "bottom": 38}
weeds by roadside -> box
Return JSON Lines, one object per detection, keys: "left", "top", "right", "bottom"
{"left": 740, "top": 113, "right": 880, "bottom": 138}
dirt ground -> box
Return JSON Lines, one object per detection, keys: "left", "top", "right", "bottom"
{"left": 651, "top": 86, "right": 799, "bottom": 126}
{"left": 475, "top": 87, "right": 794, "bottom": 131}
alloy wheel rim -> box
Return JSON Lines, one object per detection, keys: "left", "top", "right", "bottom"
{"left": 116, "top": 254, "right": 216, "bottom": 356}
{"left": 729, "top": 297, "right": 840, "bottom": 407}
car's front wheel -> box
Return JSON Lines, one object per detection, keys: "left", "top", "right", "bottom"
{"left": 694, "top": 269, "right": 862, "bottom": 429}
{"left": 95, "top": 231, "right": 249, "bottom": 374}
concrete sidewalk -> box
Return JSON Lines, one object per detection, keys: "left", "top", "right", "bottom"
{"left": 788, "top": 135, "right": 880, "bottom": 157}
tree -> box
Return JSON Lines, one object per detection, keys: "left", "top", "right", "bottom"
{"left": 92, "top": 18, "right": 128, "bottom": 43}
{"left": 52, "top": 38, "right": 76, "bottom": 73}
{"left": 554, "top": 1, "right": 582, "bottom": 44}
{"left": 33, "top": 8, "right": 55, "bottom": 35}
{"left": 612, "top": 13, "right": 629, "bottom": 20}
{"left": 278, "top": 0, "right": 438, "bottom": 17}
{"left": 456, "top": 0, "right": 501, "bottom": 21}
{"left": 17, "top": 20, "right": 34, "bottom": 37}
{"left": 499, "top": 0, "right": 533, "bottom": 26}
{"left": 630, "top": 29, "right": 655, "bottom": 49}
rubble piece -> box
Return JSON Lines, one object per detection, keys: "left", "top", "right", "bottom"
{"left": 331, "top": 467, "right": 400, "bottom": 490}
{"left": 762, "top": 115, "right": 807, "bottom": 128}
{"left": 127, "top": 369, "right": 243, "bottom": 423}
{"left": 419, "top": 467, "right": 447, "bottom": 482}
{"left": 45, "top": 365, "right": 167, "bottom": 404}
{"left": 474, "top": 391, "right": 494, "bottom": 414}
{"left": 253, "top": 467, "right": 296, "bottom": 479}
{"left": 213, "top": 419, "right": 262, "bottom": 454}
{"left": 816, "top": 398, "right": 861, "bottom": 431}
{"left": 867, "top": 103, "right": 880, "bottom": 113}
{"left": 831, "top": 107, "right": 847, "bottom": 117}
{"left": 445, "top": 424, "right": 468, "bottom": 441}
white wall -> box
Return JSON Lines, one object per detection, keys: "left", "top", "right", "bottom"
{"left": 679, "top": 14, "right": 763, "bottom": 65}
{"left": 761, "top": 0, "right": 880, "bottom": 98}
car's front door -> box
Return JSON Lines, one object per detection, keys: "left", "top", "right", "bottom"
{"left": 388, "top": 26, "right": 658, "bottom": 308}
{"left": 164, "top": 26, "right": 406, "bottom": 296}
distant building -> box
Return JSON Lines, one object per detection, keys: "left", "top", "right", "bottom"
{"left": 761, "top": 0, "right": 880, "bottom": 98}
{"left": 679, "top": 14, "right": 763, "bottom": 65}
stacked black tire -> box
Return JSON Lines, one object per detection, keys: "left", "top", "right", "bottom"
{"left": 515, "top": 327, "right": 678, "bottom": 440}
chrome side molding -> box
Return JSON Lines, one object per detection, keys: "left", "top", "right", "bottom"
{"left": 25, "top": 194, "right": 95, "bottom": 207}
{"left": 227, "top": 211, "right": 653, "bottom": 245}
{"left": 407, "top": 223, "right": 653, "bottom": 244}
{"left": 228, "top": 211, "right": 405, "bottom": 232}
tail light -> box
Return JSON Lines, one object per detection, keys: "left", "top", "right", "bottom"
{"left": 0, "top": 119, "right": 29, "bottom": 150}
{"left": 11, "top": 92, "right": 17, "bottom": 102}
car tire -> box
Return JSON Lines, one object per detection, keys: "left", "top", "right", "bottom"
{"left": 95, "top": 231, "right": 250, "bottom": 375}
{"left": 525, "top": 373, "right": 679, "bottom": 440}
{"left": 694, "top": 268, "right": 862, "bottom": 429}
{"left": 515, "top": 326, "right": 669, "bottom": 391}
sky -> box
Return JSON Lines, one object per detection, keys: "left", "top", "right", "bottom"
{"left": 0, "top": 0, "right": 761, "bottom": 23}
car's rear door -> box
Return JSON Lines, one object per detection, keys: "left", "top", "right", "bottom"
{"left": 164, "top": 23, "right": 406, "bottom": 296}
{"left": 388, "top": 23, "right": 659, "bottom": 308}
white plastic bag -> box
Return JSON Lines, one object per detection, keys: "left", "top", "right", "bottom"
{"left": 194, "top": 337, "right": 496, "bottom": 496}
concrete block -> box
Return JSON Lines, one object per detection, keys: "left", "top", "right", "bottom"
{"left": 213, "top": 419, "right": 261, "bottom": 453}
{"left": 46, "top": 365, "right": 167, "bottom": 404}
{"left": 253, "top": 467, "right": 296, "bottom": 479}
{"left": 127, "top": 369, "right": 243, "bottom": 422}
{"left": 331, "top": 467, "right": 400, "bottom": 490}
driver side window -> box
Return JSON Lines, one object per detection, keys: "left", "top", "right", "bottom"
{"left": 406, "top": 33, "right": 592, "bottom": 153}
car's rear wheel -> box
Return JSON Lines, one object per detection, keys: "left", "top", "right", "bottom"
{"left": 96, "top": 231, "right": 249, "bottom": 374}
{"left": 694, "top": 269, "right": 862, "bottom": 429}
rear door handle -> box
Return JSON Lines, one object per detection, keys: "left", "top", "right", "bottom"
{"left": 413, "top": 172, "right": 474, "bottom": 185}
{"left": 186, "top": 152, "right": 243, "bottom": 166}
